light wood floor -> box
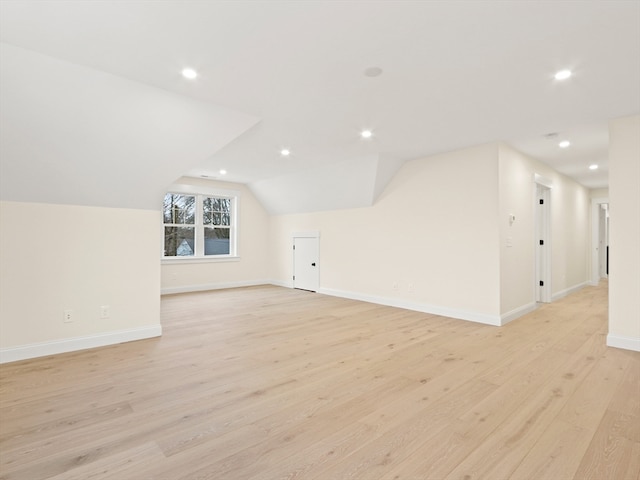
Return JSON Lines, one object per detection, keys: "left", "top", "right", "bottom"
{"left": 1, "top": 281, "right": 638, "bottom": 479}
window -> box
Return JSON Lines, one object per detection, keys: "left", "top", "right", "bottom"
{"left": 163, "top": 191, "right": 237, "bottom": 259}
{"left": 202, "top": 197, "right": 231, "bottom": 255}
{"left": 163, "top": 194, "right": 196, "bottom": 257}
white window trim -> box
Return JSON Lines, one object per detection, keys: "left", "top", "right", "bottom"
{"left": 161, "top": 256, "right": 241, "bottom": 265}
{"left": 161, "top": 184, "right": 240, "bottom": 262}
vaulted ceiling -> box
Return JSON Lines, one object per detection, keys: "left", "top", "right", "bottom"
{"left": 1, "top": 1, "right": 638, "bottom": 213}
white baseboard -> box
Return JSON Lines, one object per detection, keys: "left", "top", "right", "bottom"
{"left": 318, "top": 287, "right": 501, "bottom": 326}
{"left": 500, "top": 302, "right": 538, "bottom": 326}
{"left": 0, "top": 325, "right": 162, "bottom": 364}
{"left": 269, "top": 279, "right": 293, "bottom": 288}
{"left": 552, "top": 281, "right": 589, "bottom": 302}
{"left": 161, "top": 279, "right": 271, "bottom": 295}
{"left": 607, "top": 334, "right": 640, "bottom": 352}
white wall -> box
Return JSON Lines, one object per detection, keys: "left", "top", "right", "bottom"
{"left": 590, "top": 188, "right": 609, "bottom": 199}
{"left": 269, "top": 144, "right": 502, "bottom": 324}
{"left": 161, "top": 178, "right": 270, "bottom": 293}
{"left": 497, "top": 145, "right": 536, "bottom": 317}
{"left": 250, "top": 156, "right": 379, "bottom": 215}
{"left": 498, "top": 145, "right": 590, "bottom": 318}
{"left": 268, "top": 142, "right": 591, "bottom": 326}
{"left": 0, "top": 201, "right": 161, "bottom": 362}
{"left": 0, "top": 138, "right": 602, "bottom": 363}
{"left": 550, "top": 178, "right": 590, "bottom": 295}
{"left": 0, "top": 43, "right": 258, "bottom": 211}
{"left": 608, "top": 115, "right": 640, "bottom": 351}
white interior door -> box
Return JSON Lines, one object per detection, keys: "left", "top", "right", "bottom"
{"left": 590, "top": 197, "right": 609, "bottom": 285}
{"left": 293, "top": 236, "right": 319, "bottom": 291}
{"left": 535, "top": 184, "right": 551, "bottom": 303}
{"left": 599, "top": 204, "right": 609, "bottom": 278}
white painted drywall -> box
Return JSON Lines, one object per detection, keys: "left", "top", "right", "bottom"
{"left": 0, "top": 43, "right": 259, "bottom": 211}
{"left": 497, "top": 145, "right": 537, "bottom": 316}
{"left": 590, "top": 188, "right": 609, "bottom": 199}
{"left": 550, "top": 177, "right": 590, "bottom": 297}
{"left": 269, "top": 143, "right": 502, "bottom": 322}
{"left": 498, "top": 144, "right": 590, "bottom": 315}
{"left": 160, "top": 178, "right": 270, "bottom": 293}
{"left": 608, "top": 115, "right": 640, "bottom": 350}
{"left": 0, "top": 201, "right": 161, "bottom": 353}
{"left": 250, "top": 156, "right": 379, "bottom": 215}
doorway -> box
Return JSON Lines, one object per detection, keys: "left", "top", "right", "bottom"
{"left": 591, "top": 197, "right": 610, "bottom": 285}
{"left": 535, "top": 182, "right": 551, "bottom": 303}
{"left": 598, "top": 204, "right": 609, "bottom": 279}
{"left": 293, "top": 233, "right": 319, "bottom": 292}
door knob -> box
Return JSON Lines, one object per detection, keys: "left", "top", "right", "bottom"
{"left": 311, "top": 263, "right": 316, "bottom": 266}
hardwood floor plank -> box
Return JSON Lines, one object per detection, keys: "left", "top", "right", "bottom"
{"left": 608, "top": 354, "right": 640, "bottom": 418}
{"left": 0, "top": 401, "right": 132, "bottom": 455}
{"left": 378, "top": 327, "right": 608, "bottom": 480}
{"left": 556, "top": 347, "right": 630, "bottom": 430}
{"left": 41, "top": 442, "right": 165, "bottom": 480}
{"left": 484, "top": 420, "right": 591, "bottom": 480}
{"left": 443, "top": 330, "right": 607, "bottom": 480}
{"left": 304, "top": 380, "right": 497, "bottom": 480}
{"left": 1, "top": 281, "right": 637, "bottom": 480}
{"left": 574, "top": 408, "right": 640, "bottom": 480}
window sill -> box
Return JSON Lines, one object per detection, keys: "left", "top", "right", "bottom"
{"left": 161, "top": 256, "right": 241, "bottom": 265}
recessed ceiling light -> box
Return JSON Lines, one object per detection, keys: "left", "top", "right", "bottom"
{"left": 554, "top": 69, "right": 572, "bottom": 80}
{"left": 280, "top": 149, "right": 290, "bottom": 156}
{"left": 364, "top": 67, "right": 383, "bottom": 78}
{"left": 589, "top": 164, "right": 598, "bottom": 170}
{"left": 181, "top": 68, "right": 198, "bottom": 79}
{"left": 219, "top": 169, "right": 227, "bottom": 175}
{"left": 559, "top": 140, "right": 571, "bottom": 148}
{"left": 361, "top": 130, "right": 373, "bottom": 139}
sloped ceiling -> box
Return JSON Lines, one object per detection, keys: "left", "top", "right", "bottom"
{"left": 0, "top": 43, "right": 258, "bottom": 210}
{"left": 251, "top": 155, "right": 401, "bottom": 215}
{"left": 1, "top": 1, "right": 639, "bottom": 213}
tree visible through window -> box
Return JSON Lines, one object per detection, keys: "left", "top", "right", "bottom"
{"left": 163, "top": 192, "right": 235, "bottom": 258}
{"left": 163, "top": 194, "right": 196, "bottom": 256}
{"left": 203, "top": 197, "right": 231, "bottom": 255}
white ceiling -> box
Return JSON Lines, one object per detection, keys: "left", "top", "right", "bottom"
{"left": 1, "top": 1, "right": 639, "bottom": 212}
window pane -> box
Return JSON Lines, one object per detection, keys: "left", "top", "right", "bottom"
{"left": 164, "top": 226, "right": 195, "bottom": 256}
{"left": 163, "top": 194, "right": 195, "bottom": 224}
{"left": 203, "top": 197, "right": 212, "bottom": 225}
{"left": 204, "top": 227, "right": 230, "bottom": 255}
{"left": 219, "top": 198, "right": 231, "bottom": 212}
{"left": 203, "top": 197, "right": 232, "bottom": 225}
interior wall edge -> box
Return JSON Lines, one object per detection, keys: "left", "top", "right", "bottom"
{"left": 0, "top": 325, "right": 162, "bottom": 364}
{"left": 161, "top": 279, "right": 272, "bottom": 295}
{"left": 317, "top": 287, "right": 502, "bottom": 326}
{"left": 606, "top": 334, "right": 640, "bottom": 352}
{"left": 551, "top": 281, "right": 590, "bottom": 302}
{"left": 500, "top": 302, "right": 538, "bottom": 326}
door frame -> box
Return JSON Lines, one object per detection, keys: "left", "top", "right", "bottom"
{"left": 292, "top": 231, "right": 320, "bottom": 291}
{"left": 534, "top": 174, "right": 552, "bottom": 303}
{"left": 591, "top": 196, "right": 609, "bottom": 285}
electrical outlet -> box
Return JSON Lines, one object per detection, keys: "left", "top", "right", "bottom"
{"left": 63, "top": 309, "right": 74, "bottom": 323}
{"left": 408, "top": 283, "right": 415, "bottom": 292}
{"left": 99, "top": 305, "right": 110, "bottom": 319}
{"left": 392, "top": 282, "right": 399, "bottom": 291}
